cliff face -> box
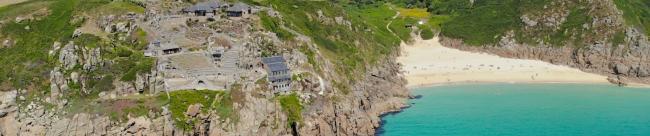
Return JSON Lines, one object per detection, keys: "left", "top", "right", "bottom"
{"left": 298, "top": 55, "right": 409, "bottom": 136}
{"left": 439, "top": 0, "right": 650, "bottom": 85}
{"left": 0, "top": 52, "right": 408, "bottom": 136}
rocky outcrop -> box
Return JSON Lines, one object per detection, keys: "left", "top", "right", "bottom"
{"left": 298, "top": 54, "right": 409, "bottom": 136}
{"left": 81, "top": 47, "right": 102, "bottom": 71}
{"left": 59, "top": 41, "right": 78, "bottom": 70}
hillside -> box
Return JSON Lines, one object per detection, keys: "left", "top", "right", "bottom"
{"left": 0, "top": 0, "right": 410, "bottom": 135}
{"left": 424, "top": 0, "right": 650, "bottom": 85}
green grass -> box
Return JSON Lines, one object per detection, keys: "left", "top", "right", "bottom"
{"left": 259, "top": 11, "right": 295, "bottom": 41}
{"left": 158, "top": 90, "right": 234, "bottom": 130}
{"left": 74, "top": 34, "right": 104, "bottom": 48}
{"left": 0, "top": 0, "right": 153, "bottom": 115}
{"left": 425, "top": 15, "right": 450, "bottom": 30}
{"left": 613, "top": 0, "right": 650, "bottom": 36}
{"left": 420, "top": 28, "right": 435, "bottom": 40}
{"left": 0, "top": 0, "right": 52, "bottom": 20}
{"left": 389, "top": 17, "right": 417, "bottom": 41}
{"left": 398, "top": 8, "right": 430, "bottom": 19}
{"left": 438, "top": 0, "right": 525, "bottom": 45}
{"left": 277, "top": 93, "right": 302, "bottom": 126}
{"left": 430, "top": 0, "right": 648, "bottom": 46}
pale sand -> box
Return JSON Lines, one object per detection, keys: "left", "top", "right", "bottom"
{"left": 398, "top": 37, "right": 610, "bottom": 88}
{"left": 0, "top": 0, "right": 27, "bottom": 7}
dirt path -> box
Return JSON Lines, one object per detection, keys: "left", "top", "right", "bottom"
{"left": 0, "top": 0, "right": 28, "bottom": 8}
{"left": 386, "top": 6, "right": 401, "bottom": 41}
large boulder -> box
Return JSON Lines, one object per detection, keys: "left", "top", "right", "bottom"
{"left": 614, "top": 63, "right": 629, "bottom": 75}
{"left": 186, "top": 104, "right": 202, "bottom": 117}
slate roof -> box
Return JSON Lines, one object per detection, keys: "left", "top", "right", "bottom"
{"left": 226, "top": 2, "right": 249, "bottom": 12}
{"left": 262, "top": 56, "right": 286, "bottom": 64}
{"left": 184, "top": 1, "right": 223, "bottom": 12}
{"left": 269, "top": 74, "right": 291, "bottom": 81}
{"left": 267, "top": 62, "right": 289, "bottom": 72}
{"left": 160, "top": 43, "right": 180, "bottom": 50}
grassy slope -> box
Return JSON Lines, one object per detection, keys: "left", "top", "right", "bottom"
{"left": 0, "top": 0, "right": 80, "bottom": 89}
{"left": 437, "top": 0, "right": 536, "bottom": 45}
{"left": 255, "top": 0, "right": 406, "bottom": 81}
{"left": 432, "top": 0, "right": 648, "bottom": 46}
{"left": 614, "top": 0, "right": 650, "bottom": 36}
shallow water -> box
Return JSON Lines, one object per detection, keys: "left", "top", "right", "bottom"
{"left": 378, "top": 84, "right": 650, "bottom": 136}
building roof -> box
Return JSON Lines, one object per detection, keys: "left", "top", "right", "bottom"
{"left": 262, "top": 56, "right": 286, "bottom": 64}
{"left": 226, "top": 2, "right": 249, "bottom": 12}
{"left": 160, "top": 43, "right": 180, "bottom": 50}
{"left": 184, "top": 1, "right": 223, "bottom": 12}
{"left": 269, "top": 74, "right": 291, "bottom": 81}
{"left": 267, "top": 62, "right": 289, "bottom": 72}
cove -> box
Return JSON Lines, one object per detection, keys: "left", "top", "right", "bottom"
{"left": 377, "top": 84, "right": 650, "bottom": 136}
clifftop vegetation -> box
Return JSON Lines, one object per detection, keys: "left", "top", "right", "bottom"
{"left": 390, "top": 0, "right": 649, "bottom": 46}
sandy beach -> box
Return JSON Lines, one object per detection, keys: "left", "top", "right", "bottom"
{"left": 398, "top": 37, "right": 610, "bottom": 88}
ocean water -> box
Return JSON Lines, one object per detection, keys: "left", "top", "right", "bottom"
{"left": 378, "top": 84, "right": 650, "bottom": 136}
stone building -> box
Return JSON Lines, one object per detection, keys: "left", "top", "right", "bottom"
{"left": 182, "top": 1, "right": 225, "bottom": 16}
{"left": 262, "top": 56, "right": 292, "bottom": 93}
{"left": 226, "top": 2, "right": 251, "bottom": 17}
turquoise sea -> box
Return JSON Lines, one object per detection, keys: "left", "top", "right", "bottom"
{"left": 378, "top": 84, "right": 650, "bottom": 136}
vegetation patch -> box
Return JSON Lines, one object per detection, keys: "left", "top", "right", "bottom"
{"left": 398, "top": 8, "right": 430, "bottom": 19}
{"left": 277, "top": 93, "right": 302, "bottom": 126}
{"left": 438, "top": 0, "right": 523, "bottom": 45}
{"left": 158, "top": 90, "right": 235, "bottom": 130}
{"left": 389, "top": 17, "right": 418, "bottom": 41}
{"left": 259, "top": 11, "right": 295, "bottom": 41}
{"left": 613, "top": 0, "right": 650, "bottom": 36}
{"left": 0, "top": 0, "right": 52, "bottom": 21}
{"left": 102, "top": 97, "right": 166, "bottom": 122}
{"left": 0, "top": 0, "right": 80, "bottom": 89}
{"left": 420, "top": 28, "right": 435, "bottom": 40}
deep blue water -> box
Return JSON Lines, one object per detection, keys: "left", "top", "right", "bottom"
{"left": 378, "top": 84, "right": 650, "bottom": 136}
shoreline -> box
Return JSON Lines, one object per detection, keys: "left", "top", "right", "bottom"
{"left": 406, "top": 81, "right": 615, "bottom": 89}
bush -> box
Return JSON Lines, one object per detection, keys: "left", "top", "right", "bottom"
{"left": 420, "top": 28, "right": 434, "bottom": 40}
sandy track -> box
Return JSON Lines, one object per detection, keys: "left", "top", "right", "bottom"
{"left": 398, "top": 37, "right": 609, "bottom": 88}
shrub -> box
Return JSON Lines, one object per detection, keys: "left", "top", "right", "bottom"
{"left": 420, "top": 28, "right": 434, "bottom": 40}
